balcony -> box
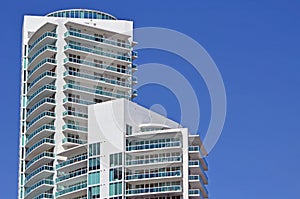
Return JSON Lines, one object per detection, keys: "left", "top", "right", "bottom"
{"left": 62, "top": 97, "right": 94, "bottom": 108}
{"left": 64, "top": 30, "right": 132, "bottom": 50}
{"left": 25, "top": 165, "right": 54, "bottom": 187}
{"left": 132, "top": 89, "right": 138, "bottom": 98}
{"left": 26, "top": 111, "right": 55, "bottom": 135}
{"left": 64, "top": 57, "right": 131, "bottom": 75}
{"left": 26, "top": 124, "right": 55, "bottom": 148}
{"left": 126, "top": 185, "right": 181, "bottom": 196}
{"left": 126, "top": 140, "right": 181, "bottom": 152}
{"left": 25, "top": 138, "right": 55, "bottom": 160}
{"left": 33, "top": 193, "right": 53, "bottom": 199}
{"left": 189, "top": 146, "right": 208, "bottom": 170}
{"left": 189, "top": 189, "right": 204, "bottom": 199}
{"left": 27, "top": 85, "right": 56, "bottom": 108}
{"left": 126, "top": 170, "right": 181, "bottom": 181}
{"left": 25, "top": 152, "right": 55, "bottom": 173}
{"left": 189, "top": 160, "right": 208, "bottom": 184}
{"left": 126, "top": 156, "right": 182, "bottom": 167}
{"left": 63, "top": 110, "right": 88, "bottom": 123}
{"left": 55, "top": 182, "right": 87, "bottom": 198}
{"left": 56, "top": 154, "right": 87, "bottom": 171}
{"left": 62, "top": 124, "right": 87, "bottom": 135}
{"left": 189, "top": 175, "right": 208, "bottom": 198}
{"left": 56, "top": 168, "right": 87, "bottom": 184}
{"left": 63, "top": 70, "right": 131, "bottom": 89}
{"left": 27, "top": 71, "right": 56, "bottom": 95}
{"left": 28, "top": 58, "right": 56, "bottom": 82}
{"left": 64, "top": 44, "right": 131, "bottom": 63}
{"left": 24, "top": 179, "right": 54, "bottom": 199}
{"left": 132, "top": 63, "right": 138, "bottom": 71}
{"left": 28, "top": 45, "right": 57, "bottom": 70}
{"left": 28, "top": 32, "right": 57, "bottom": 56}
{"left": 26, "top": 98, "right": 56, "bottom": 121}
{"left": 62, "top": 137, "right": 87, "bottom": 148}
{"left": 132, "top": 51, "right": 138, "bottom": 59}
{"left": 63, "top": 83, "right": 130, "bottom": 100}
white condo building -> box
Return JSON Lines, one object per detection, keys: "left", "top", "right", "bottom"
{"left": 18, "top": 9, "right": 208, "bottom": 199}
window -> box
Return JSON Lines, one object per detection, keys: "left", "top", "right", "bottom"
{"left": 89, "top": 186, "right": 100, "bottom": 199}
{"left": 126, "top": 124, "right": 132, "bottom": 135}
{"left": 109, "top": 182, "right": 122, "bottom": 196}
{"left": 109, "top": 168, "right": 122, "bottom": 182}
{"left": 88, "top": 171, "right": 100, "bottom": 185}
{"left": 89, "top": 143, "right": 100, "bottom": 156}
{"left": 89, "top": 157, "right": 100, "bottom": 170}
{"left": 110, "top": 153, "right": 122, "bottom": 167}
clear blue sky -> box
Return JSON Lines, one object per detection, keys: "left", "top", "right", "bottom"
{"left": 1, "top": 0, "right": 300, "bottom": 198}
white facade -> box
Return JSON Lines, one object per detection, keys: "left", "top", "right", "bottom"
{"left": 18, "top": 9, "right": 207, "bottom": 199}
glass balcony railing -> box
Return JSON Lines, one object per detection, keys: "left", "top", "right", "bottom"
{"left": 65, "top": 31, "right": 132, "bottom": 49}
{"left": 62, "top": 124, "right": 87, "bottom": 132}
{"left": 63, "top": 97, "right": 94, "bottom": 106}
{"left": 29, "top": 32, "right": 57, "bottom": 52}
{"left": 27, "top": 111, "right": 55, "bottom": 130}
{"left": 28, "top": 58, "right": 56, "bottom": 78}
{"left": 126, "top": 156, "right": 182, "bottom": 166}
{"left": 28, "top": 45, "right": 57, "bottom": 65}
{"left": 56, "top": 182, "right": 87, "bottom": 197}
{"left": 189, "top": 189, "right": 202, "bottom": 195}
{"left": 63, "top": 83, "right": 129, "bottom": 99}
{"left": 189, "top": 146, "right": 208, "bottom": 168}
{"left": 132, "top": 63, "right": 137, "bottom": 69}
{"left": 26, "top": 124, "right": 55, "bottom": 144}
{"left": 26, "top": 138, "right": 55, "bottom": 156}
{"left": 33, "top": 193, "right": 53, "bottom": 199}
{"left": 126, "top": 185, "right": 181, "bottom": 195}
{"left": 28, "top": 71, "right": 56, "bottom": 90}
{"left": 27, "top": 85, "right": 56, "bottom": 104}
{"left": 25, "top": 179, "right": 54, "bottom": 196}
{"left": 25, "top": 165, "right": 54, "bottom": 183}
{"left": 126, "top": 141, "right": 181, "bottom": 151}
{"left": 64, "top": 57, "right": 131, "bottom": 75}
{"left": 189, "top": 161, "right": 208, "bottom": 181}
{"left": 63, "top": 110, "right": 88, "bottom": 119}
{"left": 26, "top": 152, "right": 54, "bottom": 169}
{"left": 56, "top": 154, "right": 87, "bottom": 169}
{"left": 126, "top": 170, "right": 181, "bottom": 180}
{"left": 56, "top": 168, "right": 87, "bottom": 183}
{"left": 64, "top": 44, "right": 131, "bottom": 62}
{"left": 27, "top": 98, "right": 56, "bottom": 117}
{"left": 64, "top": 70, "right": 131, "bottom": 88}
{"left": 62, "top": 137, "right": 87, "bottom": 145}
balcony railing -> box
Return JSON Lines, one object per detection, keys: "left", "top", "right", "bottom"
{"left": 28, "top": 58, "right": 56, "bottom": 78}
{"left": 28, "top": 71, "right": 56, "bottom": 90}
{"left": 63, "top": 110, "right": 88, "bottom": 119}
{"left": 65, "top": 30, "right": 132, "bottom": 49}
{"left": 26, "top": 138, "right": 55, "bottom": 156}
{"left": 64, "top": 57, "right": 131, "bottom": 75}
{"left": 64, "top": 70, "right": 131, "bottom": 88}
{"left": 56, "top": 168, "right": 87, "bottom": 183}
{"left": 33, "top": 193, "right": 53, "bottom": 199}
{"left": 62, "top": 137, "right": 87, "bottom": 145}
{"left": 63, "top": 83, "right": 129, "bottom": 99}
{"left": 126, "top": 141, "right": 181, "bottom": 151}
{"left": 64, "top": 44, "right": 131, "bottom": 62}
{"left": 28, "top": 45, "right": 57, "bottom": 65}
{"left": 25, "top": 165, "right": 54, "bottom": 183}
{"left": 27, "top": 111, "right": 55, "bottom": 130}
{"left": 29, "top": 32, "right": 57, "bottom": 52}
{"left": 26, "top": 152, "right": 54, "bottom": 169}
{"left": 189, "top": 160, "right": 208, "bottom": 181}
{"left": 56, "top": 182, "right": 87, "bottom": 197}
{"left": 27, "top": 85, "right": 56, "bottom": 104}
{"left": 126, "top": 185, "right": 181, "bottom": 195}
{"left": 189, "top": 189, "right": 202, "bottom": 195}
{"left": 62, "top": 124, "right": 88, "bottom": 132}
{"left": 126, "top": 170, "right": 181, "bottom": 180}
{"left": 26, "top": 124, "right": 55, "bottom": 144}
{"left": 25, "top": 179, "right": 54, "bottom": 196}
{"left": 63, "top": 97, "right": 94, "bottom": 106}
{"left": 126, "top": 156, "right": 182, "bottom": 166}
{"left": 56, "top": 154, "right": 87, "bottom": 169}
{"left": 27, "top": 98, "right": 56, "bottom": 117}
